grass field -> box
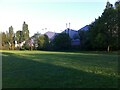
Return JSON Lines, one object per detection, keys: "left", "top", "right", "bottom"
{"left": 1, "top": 50, "right": 119, "bottom": 88}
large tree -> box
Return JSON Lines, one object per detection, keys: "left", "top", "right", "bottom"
{"left": 16, "top": 30, "right": 23, "bottom": 43}
{"left": 37, "top": 34, "right": 50, "bottom": 50}
{"left": 16, "top": 30, "right": 24, "bottom": 49}
{"left": 22, "top": 21, "right": 29, "bottom": 41}
{"left": 52, "top": 33, "right": 71, "bottom": 50}
{"left": 88, "top": 1, "right": 119, "bottom": 51}
{"left": 8, "top": 26, "right": 15, "bottom": 50}
{"left": 78, "top": 30, "right": 91, "bottom": 50}
{"left": 115, "top": 0, "right": 120, "bottom": 50}
{"left": 2, "top": 32, "right": 7, "bottom": 48}
{"left": 1, "top": 32, "right": 9, "bottom": 50}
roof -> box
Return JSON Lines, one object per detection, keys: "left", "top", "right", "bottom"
{"left": 79, "top": 25, "right": 90, "bottom": 31}
{"left": 45, "top": 31, "right": 56, "bottom": 39}
{"left": 62, "top": 28, "right": 80, "bottom": 39}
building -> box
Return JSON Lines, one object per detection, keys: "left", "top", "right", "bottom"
{"left": 62, "top": 23, "right": 80, "bottom": 46}
{"left": 62, "top": 28, "right": 80, "bottom": 46}
{"left": 79, "top": 25, "right": 90, "bottom": 31}
{"left": 45, "top": 31, "right": 56, "bottom": 41}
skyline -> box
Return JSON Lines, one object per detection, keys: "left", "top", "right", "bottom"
{"left": 0, "top": 0, "right": 116, "bottom": 36}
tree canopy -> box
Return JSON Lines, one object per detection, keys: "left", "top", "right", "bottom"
{"left": 84, "top": 0, "right": 120, "bottom": 51}
{"left": 52, "top": 33, "right": 71, "bottom": 50}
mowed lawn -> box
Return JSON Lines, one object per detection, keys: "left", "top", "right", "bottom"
{"left": 1, "top": 50, "right": 119, "bottom": 88}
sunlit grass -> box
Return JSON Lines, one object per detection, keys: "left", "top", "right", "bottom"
{"left": 2, "top": 50, "right": 119, "bottom": 88}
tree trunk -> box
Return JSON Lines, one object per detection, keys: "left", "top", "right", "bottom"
{"left": 107, "top": 45, "right": 110, "bottom": 52}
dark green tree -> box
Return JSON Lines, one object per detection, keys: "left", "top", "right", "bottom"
{"left": 1, "top": 32, "right": 9, "bottom": 49}
{"left": 43, "top": 34, "right": 50, "bottom": 50}
{"left": 22, "top": 21, "right": 29, "bottom": 41}
{"left": 78, "top": 30, "right": 91, "bottom": 50}
{"left": 115, "top": 0, "right": 120, "bottom": 8}
{"left": 102, "top": 1, "right": 119, "bottom": 51}
{"left": 8, "top": 26, "right": 15, "bottom": 50}
{"left": 37, "top": 34, "right": 50, "bottom": 50}
{"left": 106, "top": 1, "right": 113, "bottom": 9}
{"left": 52, "top": 33, "right": 71, "bottom": 50}
{"left": 32, "top": 33, "right": 41, "bottom": 50}
{"left": 37, "top": 35, "right": 45, "bottom": 50}
{"left": 88, "top": 1, "right": 119, "bottom": 51}
{"left": 2, "top": 32, "right": 7, "bottom": 48}
{"left": 115, "top": 0, "right": 120, "bottom": 50}
{"left": 16, "top": 30, "right": 23, "bottom": 44}
{"left": 16, "top": 30, "right": 23, "bottom": 49}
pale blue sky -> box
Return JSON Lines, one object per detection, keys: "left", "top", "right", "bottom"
{"left": 0, "top": 0, "right": 116, "bottom": 36}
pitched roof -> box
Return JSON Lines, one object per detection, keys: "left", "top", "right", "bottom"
{"left": 79, "top": 25, "right": 90, "bottom": 31}
{"left": 45, "top": 31, "right": 56, "bottom": 40}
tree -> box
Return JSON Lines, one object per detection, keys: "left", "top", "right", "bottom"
{"left": 0, "top": 32, "right": 2, "bottom": 49}
{"left": 52, "top": 33, "right": 71, "bottom": 50}
{"left": 115, "top": 0, "right": 120, "bottom": 50}
{"left": 43, "top": 34, "right": 50, "bottom": 50}
{"left": 23, "top": 38, "right": 33, "bottom": 50}
{"left": 8, "top": 26, "right": 15, "bottom": 50}
{"left": 16, "top": 30, "right": 22, "bottom": 43}
{"left": 16, "top": 30, "right": 23, "bottom": 49}
{"left": 2, "top": 32, "right": 7, "bottom": 47}
{"left": 102, "top": 1, "right": 118, "bottom": 51}
{"left": 88, "top": 1, "right": 119, "bottom": 51}
{"left": 32, "top": 32, "right": 41, "bottom": 50}
{"left": 37, "top": 35, "right": 45, "bottom": 50}
{"left": 22, "top": 21, "right": 29, "bottom": 41}
{"left": 37, "top": 34, "right": 50, "bottom": 50}
{"left": 102, "top": 5, "right": 115, "bottom": 51}
{"left": 115, "top": 0, "right": 120, "bottom": 8}
{"left": 106, "top": 1, "right": 113, "bottom": 9}
{"left": 78, "top": 30, "right": 91, "bottom": 50}
{"left": 1, "top": 32, "right": 9, "bottom": 50}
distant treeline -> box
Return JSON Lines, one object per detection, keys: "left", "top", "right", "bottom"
{"left": 0, "top": 1, "right": 120, "bottom": 51}
{"left": 0, "top": 21, "right": 29, "bottom": 50}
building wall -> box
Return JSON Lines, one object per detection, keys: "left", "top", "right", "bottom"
{"left": 64, "top": 28, "right": 80, "bottom": 46}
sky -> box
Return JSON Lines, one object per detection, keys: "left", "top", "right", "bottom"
{"left": 0, "top": 0, "right": 116, "bottom": 36}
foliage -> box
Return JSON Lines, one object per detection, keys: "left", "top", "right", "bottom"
{"left": 78, "top": 30, "right": 91, "bottom": 50}
{"left": 22, "top": 21, "right": 29, "bottom": 41}
{"left": 52, "top": 33, "right": 71, "bottom": 50}
{"left": 8, "top": 26, "right": 14, "bottom": 43}
{"left": 115, "top": 0, "right": 120, "bottom": 50}
{"left": 2, "top": 32, "right": 7, "bottom": 47}
{"left": 37, "top": 34, "right": 50, "bottom": 50}
{"left": 32, "top": 33, "right": 41, "bottom": 50}
{"left": 88, "top": 1, "right": 120, "bottom": 51}
{"left": 23, "top": 41, "right": 31, "bottom": 50}
{"left": 16, "top": 30, "right": 23, "bottom": 44}
{"left": 0, "top": 21, "right": 30, "bottom": 50}
{"left": 8, "top": 26, "right": 15, "bottom": 50}
{"left": 43, "top": 34, "right": 50, "bottom": 50}
{"left": 1, "top": 32, "right": 9, "bottom": 50}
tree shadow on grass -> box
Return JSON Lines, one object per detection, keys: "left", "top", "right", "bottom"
{"left": 22, "top": 52, "right": 118, "bottom": 72}
{"left": 2, "top": 52, "right": 118, "bottom": 88}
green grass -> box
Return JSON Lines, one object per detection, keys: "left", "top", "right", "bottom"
{"left": 1, "top": 50, "right": 119, "bottom": 88}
